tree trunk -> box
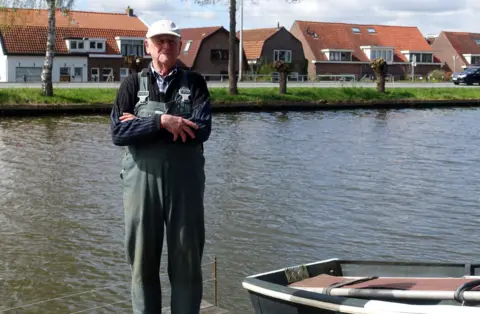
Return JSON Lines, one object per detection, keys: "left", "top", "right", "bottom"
{"left": 279, "top": 72, "right": 286, "bottom": 94}
{"left": 376, "top": 73, "right": 385, "bottom": 93}
{"left": 41, "top": 0, "right": 55, "bottom": 96}
{"left": 228, "top": 0, "right": 238, "bottom": 95}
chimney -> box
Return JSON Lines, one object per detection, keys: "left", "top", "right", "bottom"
{"left": 126, "top": 6, "right": 134, "bottom": 16}
{"left": 277, "top": 21, "right": 280, "bottom": 29}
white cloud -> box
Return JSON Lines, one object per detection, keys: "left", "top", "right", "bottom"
{"left": 77, "top": 0, "right": 480, "bottom": 34}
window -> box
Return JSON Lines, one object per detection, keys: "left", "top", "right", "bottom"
{"left": 367, "top": 28, "right": 376, "bottom": 33}
{"left": 211, "top": 49, "right": 228, "bottom": 61}
{"left": 369, "top": 49, "right": 393, "bottom": 62}
{"left": 102, "top": 68, "right": 113, "bottom": 81}
{"left": 184, "top": 40, "right": 192, "bottom": 53}
{"left": 120, "top": 68, "right": 131, "bottom": 80}
{"left": 471, "top": 56, "right": 480, "bottom": 64}
{"left": 352, "top": 27, "right": 361, "bottom": 33}
{"left": 329, "top": 51, "right": 351, "bottom": 61}
{"left": 475, "top": 39, "right": 480, "bottom": 45}
{"left": 68, "top": 39, "right": 88, "bottom": 51}
{"left": 90, "top": 68, "right": 99, "bottom": 81}
{"left": 60, "top": 67, "right": 70, "bottom": 76}
{"left": 120, "top": 39, "right": 144, "bottom": 56}
{"left": 421, "top": 53, "right": 433, "bottom": 63}
{"left": 274, "top": 50, "right": 292, "bottom": 63}
{"left": 89, "top": 41, "right": 104, "bottom": 50}
{"left": 410, "top": 53, "right": 433, "bottom": 63}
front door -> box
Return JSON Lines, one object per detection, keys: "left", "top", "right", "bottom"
{"left": 73, "top": 67, "right": 83, "bottom": 82}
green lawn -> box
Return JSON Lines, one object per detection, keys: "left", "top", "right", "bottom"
{"left": 0, "top": 87, "right": 479, "bottom": 107}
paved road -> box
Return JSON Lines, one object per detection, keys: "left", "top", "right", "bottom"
{"left": 0, "top": 81, "right": 473, "bottom": 89}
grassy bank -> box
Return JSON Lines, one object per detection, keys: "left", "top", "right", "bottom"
{"left": 0, "top": 87, "right": 480, "bottom": 108}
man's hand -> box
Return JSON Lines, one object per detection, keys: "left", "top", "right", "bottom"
{"left": 161, "top": 114, "right": 198, "bottom": 142}
{"left": 120, "top": 113, "right": 136, "bottom": 122}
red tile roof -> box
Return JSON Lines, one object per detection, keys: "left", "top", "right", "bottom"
{"left": 293, "top": 21, "right": 435, "bottom": 62}
{"left": 0, "top": 25, "right": 146, "bottom": 55}
{"left": 178, "top": 26, "right": 224, "bottom": 68}
{"left": 237, "top": 27, "right": 279, "bottom": 59}
{"left": 0, "top": 7, "right": 147, "bottom": 30}
{"left": 0, "top": 8, "right": 147, "bottom": 55}
{"left": 443, "top": 32, "right": 480, "bottom": 55}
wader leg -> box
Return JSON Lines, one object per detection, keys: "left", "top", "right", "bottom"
{"left": 165, "top": 152, "right": 205, "bottom": 314}
{"left": 123, "top": 158, "right": 165, "bottom": 314}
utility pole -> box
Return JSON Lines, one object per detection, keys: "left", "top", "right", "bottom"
{"left": 238, "top": 0, "right": 243, "bottom": 82}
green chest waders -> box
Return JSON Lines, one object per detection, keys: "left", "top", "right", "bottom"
{"left": 121, "top": 70, "right": 205, "bottom": 314}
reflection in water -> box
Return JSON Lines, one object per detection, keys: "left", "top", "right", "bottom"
{"left": 0, "top": 109, "right": 480, "bottom": 313}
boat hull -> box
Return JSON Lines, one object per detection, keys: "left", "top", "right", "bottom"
{"left": 242, "top": 258, "right": 480, "bottom": 314}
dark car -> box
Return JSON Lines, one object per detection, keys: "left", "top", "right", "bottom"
{"left": 451, "top": 67, "right": 480, "bottom": 85}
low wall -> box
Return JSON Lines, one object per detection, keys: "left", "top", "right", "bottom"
{"left": 1, "top": 99, "right": 480, "bottom": 116}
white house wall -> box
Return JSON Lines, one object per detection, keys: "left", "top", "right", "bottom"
{"left": 0, "top": 56, "right": 7, "bottom": 82}
{"left": 7, "top": 56, "right": 88, "bottom": 82}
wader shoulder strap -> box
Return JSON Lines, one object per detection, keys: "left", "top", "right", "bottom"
{"left": 178, "top": 69, "right": 204, "bottom": 154}
{"left": 137, "top": 69, "right": 149, "bottom": 105}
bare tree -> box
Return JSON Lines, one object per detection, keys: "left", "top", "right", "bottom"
{"left": 0, "top": 0, "right": 75, "bottom": 96}
{"left": 370, "top": 58, "right": 387, "bottom": 93}
{"left": 192, "top": 0, "right": 300, "bottom": 95}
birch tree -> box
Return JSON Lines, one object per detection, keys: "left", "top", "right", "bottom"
{"left": 0, "top": 0, "right": 75, "bottom": 96}
{"left": 192, "top": 0, "right": 300, "bottom": 95}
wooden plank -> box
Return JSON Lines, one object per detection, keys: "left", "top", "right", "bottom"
{"left": 162, "top": 300, "right": 229, "bottom": 313}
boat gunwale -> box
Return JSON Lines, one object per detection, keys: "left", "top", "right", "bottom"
{"left": 242, "top": 258, "right": 480, "bottom": 313}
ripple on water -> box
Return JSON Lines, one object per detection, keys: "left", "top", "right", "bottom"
{"left": 1, "top": 109, "right": 480, "bottom": 313}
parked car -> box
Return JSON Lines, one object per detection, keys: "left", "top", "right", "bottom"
{"left": 451, "top": 68, "right": 480, "bottom": 85}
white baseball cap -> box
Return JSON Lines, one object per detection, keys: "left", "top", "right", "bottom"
{"left": 146, "top": 19, "right": 181, "bottom": 38}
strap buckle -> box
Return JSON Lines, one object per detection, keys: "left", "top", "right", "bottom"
{"left": 137, "top": 91, "right": 149, "bottom": 104}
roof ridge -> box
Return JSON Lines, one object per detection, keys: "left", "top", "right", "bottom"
{"left": 294, "top": 20, "right": 418, "bottom": 29}
{"left": 0, "top": 7, "right": 131, "bottom": 16}
{"left": 180, "top": 26, "right": 223, "bottom": 30}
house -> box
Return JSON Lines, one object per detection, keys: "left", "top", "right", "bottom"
{"left": 238, "top": 26, "right": 306, "bottom": 76}
{"left": 430, "top": 31, "right": 480, "bottom": 73}
{"left": 0, "top": 7, "right": 150, "bottom": 82}
{"left": 178, "top": 26, "right": 246, "bottom": 80}
{"left": 290, "top": 20, "right": 442, "bottom": 81}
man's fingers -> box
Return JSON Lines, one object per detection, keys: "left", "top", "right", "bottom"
{"left": 182, "top": 124, "right": 196, "bottom": 139}
{"left": 182, "top": 119, "right": 198, "bottom": 129}
{"left": 179, "top": 129, "right": 187, "bottom": 143}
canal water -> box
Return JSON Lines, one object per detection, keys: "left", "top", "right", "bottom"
{"left": 0, "top": 108, "right": 479, "bottom": 313}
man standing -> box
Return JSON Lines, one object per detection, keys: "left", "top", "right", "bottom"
{"left": 110, "top": 19, "right": 212, "bottom": 314}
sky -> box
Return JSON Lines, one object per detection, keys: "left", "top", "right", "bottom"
{"left": 79, "top": 0, "right": 480, "bottom": 35}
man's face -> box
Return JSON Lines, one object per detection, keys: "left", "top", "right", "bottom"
{"left": 145, "top": 34, "right": 182, "bottom": 69}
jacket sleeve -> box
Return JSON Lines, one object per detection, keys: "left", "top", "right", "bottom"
{"left": 188, "top": 73, "right": 212, "bottom": 143}
{"left": 109, "top": 75, "right": 163, "bottom": 146}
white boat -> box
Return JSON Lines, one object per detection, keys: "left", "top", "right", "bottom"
{"left": 242, "top": 258, "right": 480, "bottom": 313}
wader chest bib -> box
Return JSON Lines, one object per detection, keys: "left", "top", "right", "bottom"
{"left": 121, "top": 69, "right": 205, "bottom": 314}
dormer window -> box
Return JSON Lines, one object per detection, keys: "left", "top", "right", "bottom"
{"left": 367, "top": 28, "right": 376, "bottom": 33}
{"left": 184, "top": 40, "right": 192, "bottom": 53}
{"left": 474, "top": 39, "right": 480, "bottom": 45}
{"left": 321, "top": 49, "right": 353, "bottom": 62}
{"left": 361, "top": 46, "right": 394, "bottom": 63}
{"left": 70, "top": 40, "right": 84, "bottom": 50}
{"left": 89, "top": 41, "right": 104, "bottom": 50}
{"left": 352, "top": 27, "right": 361, "bottom": 33}
{"left": 66, "top": 38, "right": 106, "bottom": 53}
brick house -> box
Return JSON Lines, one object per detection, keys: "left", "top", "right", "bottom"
{"left": 430, "top": 31, "right": 480, "bottom": 73}
{"left": 290, "top": 20, "right": 442, "bottom": 81}
{"left": 177, "top": 26, "right": 246, "bottom": 80}
{"left": 238, "top": 26, "right": 306, "bottom": 75}
{"left": 0, "top": 7, "right": 151, "bottom": 82}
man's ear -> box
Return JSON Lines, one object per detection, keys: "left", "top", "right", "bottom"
{"left": 177, "top": 40, "right": 182, "bottom": 55}
{"left": 144, "top": 39, "right": 149, "bottom": 54}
